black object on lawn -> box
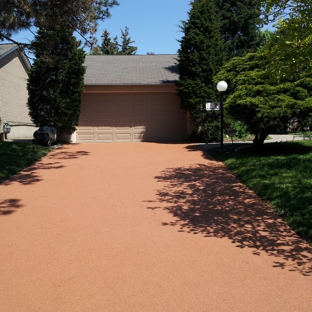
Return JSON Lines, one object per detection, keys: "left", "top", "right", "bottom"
{"left": 33, "top": 126, "right": 58, "bottom": 147}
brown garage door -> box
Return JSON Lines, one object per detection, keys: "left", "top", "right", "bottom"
{"left": 76, "top": 93, "right": 187, "bottom": 142}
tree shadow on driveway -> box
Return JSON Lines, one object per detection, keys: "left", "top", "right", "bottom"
{"left": 0, "top": 146, "right": 90, "bottom": 217}
{"left": 1, "top": 146, "right": 90, "bottom": 186}
{"left": 0, "top": 199, "right": 24, "bottom": 215}
{"left": 150, "top": 159, "right": 312, "bottom": 276}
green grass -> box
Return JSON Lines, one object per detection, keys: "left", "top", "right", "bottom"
{"left": 0, "top": 141, "right": 51, "bottom": 184}
{"left": 214, "top": 141, "right": 312, "bottom": 244}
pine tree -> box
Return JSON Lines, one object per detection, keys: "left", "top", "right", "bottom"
{"left": 177, "top": 0, "right": 263, "bottom": 141}
{"left": 177, "top": 0, "right": 225, "bottom": 141}
{"left": 27, "top": 26, "right": 85, "bottom": 135}
{"left": 100, "top": 30, "right": 119, "bottom": 54}
{"left": 216, "top": 0, "right": 263, "bottom": 59}
{"left": 118, "top": 26, "right": 137, "bottom": 55}
{"left": 0, "top": 0, "right": 119, "bottom": 48}
{"left": 92, "top": 26, "right": 137, "bottom": 55}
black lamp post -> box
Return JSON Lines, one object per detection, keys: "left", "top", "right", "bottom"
{"left": 217, "top": 81, "right": 228, "bottom": 151}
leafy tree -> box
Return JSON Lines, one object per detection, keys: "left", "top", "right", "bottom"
{"left": 255, "top": 29, "right": 274, "bottom": 51}
{"left": 91, "top": 26, "right": 137, "bottom": 55}
{"left": 262, "top": 0, "right": 311, "bottom": 22}
{"left": 214, "top": 52, "right": 312, "bottom": 146}
{"left": 27, "top": 26, "right": 86, "bottom": 135}
{"left": 177, "top": 0, "right": 263, "bottom": 141}
{"left": 261, "top": 0, "right": 312, "bottom": 76}
{"left": 0, "top": 0, "right": 119, "bottom": 49}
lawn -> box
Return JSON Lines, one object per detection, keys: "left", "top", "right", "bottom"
{"left": 0, "top": 141, "right": 51, "bottom": 184}
{"left": 214, "top": 140, "right": 312, "bottom": 244}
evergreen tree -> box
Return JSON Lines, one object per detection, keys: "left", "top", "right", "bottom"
{"left": 91, "top": 29, "right": 118, "bottom": 55}
{"left": 104, "top": 30, "right": 119, "bottom": 55}
{"left": 177, "top": 0, "right": 263, "bottom": 141}
{"left": 216, "top": 0, "right": 263, "bottom": 59}
{"left": 177, "top": 0, "right": 225, "bottom": 141}
{"left": 27, "top": 26, "right": 85, "bottom": 135}
{"left": 0, "top": 0, "right": 119, "bottom": 49}
{"left": 118, "top": 26, "right": 137, "bottom": 55}
{"left": 91, "top": 26, "right": 137, "bottom": 55}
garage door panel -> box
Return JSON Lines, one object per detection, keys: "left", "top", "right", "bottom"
{"left": 134, "top": 131, "right": 145, "bottom": 140}
{"left": 77, "top": 133, "right": 96, "bottom": 142}
{"left": 132, "top": 125, "right": 147, "bottom": 133}
{"left": 77, "top": 92, "right": 187, "bottom": 142}
{"left": 97, "top": 126, "right": 113, "bottom": 130}
{"left": 115, "top": 126, "right": 131, "bottom": 132}
{"left": 97, "top": 133, "right": 113, "bottom": 142}
{"left": 115, "top": 133, "right": 131, "bottom": 141}
{"left": 77, "top": 126, "right": 93, "bottom": 130}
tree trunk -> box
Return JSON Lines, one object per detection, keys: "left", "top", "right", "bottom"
{"left": 253, "top": 131, "right": 268, "bottom": 147}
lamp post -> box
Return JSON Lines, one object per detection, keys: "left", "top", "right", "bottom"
{"left": 217, "top": 81, "right": 228, "bottom": 151}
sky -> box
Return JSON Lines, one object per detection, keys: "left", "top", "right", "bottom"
{"left": 95, "top": 0, "right": 191, "bottom": 55}
{"left": 6, "top": 0, "right": 192, "bottom": 55}
{"left": 6, "top": 0, "right": 275, "bottom": 56}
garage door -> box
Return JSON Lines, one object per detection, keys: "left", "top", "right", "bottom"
{"left": 76, "top": 93, "right": 187, "bottom": 142}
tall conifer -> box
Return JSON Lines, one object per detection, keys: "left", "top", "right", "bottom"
{"left": 177, "top": 0, "right": 262, "bottom": 141}
{"left": 177, "top": 0, "right": 225, "bottom": 141}
{"left": 27, "top": 26, "right": 85, "bottom": 135}
{"left": 217, "top": 0, "right": 263, "bottom": 59}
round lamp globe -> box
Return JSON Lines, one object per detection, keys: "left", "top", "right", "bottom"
{"left": 217, "top": 81, "right": 228, "bottom": 92}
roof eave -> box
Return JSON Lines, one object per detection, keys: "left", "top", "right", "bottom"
{"left": 84, "top": 82, "right": 178, "bottom": 86}
{"left": 0, "top": 45, "right": 31, "bottom": 70}
{"left": 0, "top": 45, "right": 18, "bottom": 59}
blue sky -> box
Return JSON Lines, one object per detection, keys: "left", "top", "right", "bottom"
{"left": 7, "top": 0, "right": 191, "bottom": 55}
{"left": 96, "top": 0, "right": 191, "bottom": 55}
{"left": 7, "top": 0, "right": 275, "bottom": 56}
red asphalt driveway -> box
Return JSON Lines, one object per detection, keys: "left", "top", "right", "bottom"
{"left": 0, "top": 143, "right": 311, "bottom": 311}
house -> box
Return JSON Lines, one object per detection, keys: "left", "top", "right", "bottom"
{"left": 74, "top": 54, "right": 191, "bottom": 143}
{"left": 0, "top": 43, "right": 34, "bottom": 140}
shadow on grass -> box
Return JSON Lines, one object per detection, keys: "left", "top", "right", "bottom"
{"left": 211, "top": 141, "right": 312, "bottom": 243}
{"left": 1, "top": 146, "right": 90, "bottom": 186}
{"left": 254, "top": 141, "right": 312, "bottom": 156}
{"left": 0, "top": 199, "right": 24, "bottom": 215}
{"left": 148, "top": 148, "right": 312, "bottom": 276}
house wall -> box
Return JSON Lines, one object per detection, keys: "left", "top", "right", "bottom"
{"left": 0, "top": 49, "right": 34, "bottom": 139}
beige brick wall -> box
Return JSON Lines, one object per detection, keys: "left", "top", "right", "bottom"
{"left": 0, "top": 50, "right": 35, "bottom": 138}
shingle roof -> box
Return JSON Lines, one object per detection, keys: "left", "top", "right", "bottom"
{"left": 84, "top": 54, "right": 179, "bottom": 85}
{"left": 0, "top": 43, "right": 17, "bottom": 58}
